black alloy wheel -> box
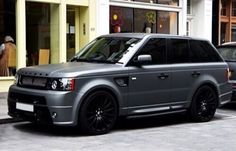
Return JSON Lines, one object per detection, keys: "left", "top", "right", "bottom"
{"left": 79, "top": 91, "right": 118, "bottom": 135}
{"left": 190, "top": 85, "right": 218, "bottom": 122}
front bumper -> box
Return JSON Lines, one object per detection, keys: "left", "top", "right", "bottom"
{"left": 8, "top": 85, "right": 80, "bottom": 126}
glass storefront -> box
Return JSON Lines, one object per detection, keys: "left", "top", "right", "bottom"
{"left": 0, "top": 0, "right": 16, "bottom": 77}
{"left": 220, "top": 22, "right": 227, "bottom": 44}
{"left": 133, "top": 0, "right": 179, "bottom": 6}
{"left": 232, "top": 24, "right": 236, "bottom": 41}
{"left": 221, "top": 0, "right": 227, "bottom": 16}
{"left": 110, "top": 6, "right": 178, "bottom": 35}
{"left": 26, "top": 2, "right": 59, "bottom": 66}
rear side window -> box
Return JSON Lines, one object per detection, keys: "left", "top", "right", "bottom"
{"left": 168, "top": 39, "right": 189, "bottom": 63}
{"left": 138, "top": 38, "right": 167, "bottom": 65}
{"left": 189, "top": 40, "right": 223, "bottom": 62}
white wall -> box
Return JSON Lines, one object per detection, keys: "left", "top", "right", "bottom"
{"left": 96, "top": 0, "right": 110, "bottom": 36}
{"left": 191, "top": 0, "right": 212, "bottom": 41}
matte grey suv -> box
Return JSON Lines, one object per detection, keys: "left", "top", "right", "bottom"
{"left": 8, "top": 33, "right": 232, "bottom": 135}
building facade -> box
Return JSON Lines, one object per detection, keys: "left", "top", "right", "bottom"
{"left": 0, "top": 0, "right": 213, "bottom": 92}
{"left": 0, "top": 0, "right": 99, "bottom": 92}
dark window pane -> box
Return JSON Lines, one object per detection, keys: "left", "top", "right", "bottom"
{"left": 157, "top": 11, "right": 178, "bottom": 34}
{"left": 232, "top": 0, "right": 236, "bottom": 16}
{"left": 189, "top": 40, "right": 222, "bottom": 62}
{"left": 110, "top": 6, "right": 133, "bottom": 33}
{"left": 133, "top": 0, "right": 179, "bottom": 6}
{"left": 168, "top": 39, "right": 188, "bottom": 63}
{"left": 232, "top": 25, "right": 236, "bottom": 41}
{"left": 138, "top": 38, "right": 166, "bottom": 65}
{"left": 221, "top": 0, "right": 227, "bottom": 16}
{"left": 134, "top": 9, "right": 156, "bottom": 33}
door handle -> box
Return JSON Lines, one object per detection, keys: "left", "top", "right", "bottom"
{"left": 191, "top": 71, "right": 200, "bottom": 77}
{"left": 158, "top": 73, "right": 169, "bottom": 80}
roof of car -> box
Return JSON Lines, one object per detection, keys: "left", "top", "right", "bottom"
{"left": 100, "top": 33, "right": 208, "bottom": 41}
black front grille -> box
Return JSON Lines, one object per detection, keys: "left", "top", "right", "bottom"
{"left": 9, "top": 92, "right": 47, "bottom": 105}
{"left": 18, "top": 76, "right": 48, "bottom": 89}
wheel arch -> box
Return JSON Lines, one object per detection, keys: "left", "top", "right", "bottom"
{"left": 73, "top": 80, "right": 124, "bottom": 125}
{"left": 187, "top": 80, "right": 220, "bottom": 108}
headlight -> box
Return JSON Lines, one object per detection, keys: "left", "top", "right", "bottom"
{"left": 48, "top": 78, "right": 75, "bottom": 91}
{"left": 14, "top": 73, "right": 19, "bottom": 85}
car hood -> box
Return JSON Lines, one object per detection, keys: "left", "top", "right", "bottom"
{"left": 17, "top": 62, "right": 124, "bottom": 78}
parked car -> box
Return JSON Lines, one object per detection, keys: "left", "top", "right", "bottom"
{"left": 8, "top": 33, "right": 232, "bottom": 135}
{"left": 217, "top": 42, "right": 236, "bottom": 101}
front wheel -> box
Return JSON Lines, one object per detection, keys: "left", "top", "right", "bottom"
{"left": 190, "top": 85, "right": 218, "bottom": 122}
{"left": 78, "top": 91, "right": 118, "bottom": 135}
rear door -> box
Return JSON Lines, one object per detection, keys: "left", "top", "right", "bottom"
{"left": 168, "top": 38, "right": 192, "bottom": 105}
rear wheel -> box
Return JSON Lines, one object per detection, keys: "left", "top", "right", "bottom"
{"left": 190, "top": 85, "right": 218, "bottom": 122}
{"left": 79, "top": 91, "right": 118, "bottom": 135}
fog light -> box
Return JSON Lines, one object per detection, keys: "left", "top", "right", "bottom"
{"left": 52, "top": 112, "right": 57, "bottom": 119}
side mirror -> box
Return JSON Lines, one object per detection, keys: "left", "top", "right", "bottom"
{"left": 137, "top": 55, "right": 152, "bottom": 64}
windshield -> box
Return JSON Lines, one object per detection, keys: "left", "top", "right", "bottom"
{"left": 218, "top": 47, "right": 236, "bottom": 61}
{"left": 71, "top": 37, "right": 140, "bottom": 64}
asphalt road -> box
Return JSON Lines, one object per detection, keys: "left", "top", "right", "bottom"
{"left": 1, "top": 104, "right": 236, "bottom": 151}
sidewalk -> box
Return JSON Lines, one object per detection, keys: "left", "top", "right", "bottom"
{"left": 0, "top": 92, "right": 9, "bottom": 119}
{"left": 0, "top": 92, "right": 21, "bottom": 124}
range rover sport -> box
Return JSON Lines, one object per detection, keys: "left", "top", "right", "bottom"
{"left": 8, "top": 33, "right": 232, "bottom": 135}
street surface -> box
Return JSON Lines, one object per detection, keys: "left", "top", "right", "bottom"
{"left": 1, "top": 104, "right": 236, "bottom": 151}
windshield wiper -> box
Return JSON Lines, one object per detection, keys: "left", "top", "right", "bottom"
{"left": 70, "top": 57, "right": 90, "bottom": 62}
{"left": 88, "top": 59, "right": 116, "bottom": 64}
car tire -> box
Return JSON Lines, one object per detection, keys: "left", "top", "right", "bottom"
{"left": 78, "top": 90, "right": 118, "bottom": 135}
{"left": 190, "top": 85, "right": 218, "bottom": 122}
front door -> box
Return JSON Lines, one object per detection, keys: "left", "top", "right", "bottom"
{"left": 127, "top": 38, "right": 171, "bottom": 114}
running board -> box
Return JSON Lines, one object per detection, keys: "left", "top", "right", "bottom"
{"left": 126, "top": 109, "right": 187, "bottom": 119}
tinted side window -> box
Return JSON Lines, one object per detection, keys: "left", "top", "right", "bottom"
{"left": 138, "top": 38, "right": 166, "bottom": 65}
{"left": 189, "top": 40, "right": 223, "bottom": 62}
{"left": 168, "top": 39, "right": 189, "bottom": 63}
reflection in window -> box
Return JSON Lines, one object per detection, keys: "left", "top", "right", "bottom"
{"left": 157, "top": 11, "right": 178, "bottom": 35}
{"left": 133, "top": 0, "right": 178, "bottom": 6}
{"left": 134, "top": 9, "right": 156, "bottom": 33}
{"left": 110, "top": 6, "right": 178, "bottom": 35}
{"left": 110, "top": 6, "right": 133, "bottom": 33}
{"left": 26, "top": 2, "right": 59, "bottom": 66}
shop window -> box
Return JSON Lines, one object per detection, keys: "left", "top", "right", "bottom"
{"left": 232, "top": 0, "right": 236, "bottom": 16}
{"left": 26, "top": 2, "right": 59, "bottom": 66}
{"left": 134, "top": 9, "right": 157, "bottom": 33}
{"left": 0, "top": 0, "right": 16, "bottom": 77}
{"left": 110, "top": 6, "right": 133, "bottom": 33}
{"left": 231, "top": 25, "right": 236, "bottom": 41}
{"left": 157, "top": 11, "right": 178, "bottom": 35}
{"left": 221, "top": 0, "right": 227, "bottom": 16}
{"left": 220, "top": 22, "right": 227, "bottom": 44}
{"left": 110, "top": 6, "right": 178, "bottom": 35}
{"left": 133, "top": 0, "right": 178, "bottom": 6}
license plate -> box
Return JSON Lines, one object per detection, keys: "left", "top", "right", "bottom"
{"left": 16, "top": 102, "right": 34, "bottom": 112}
